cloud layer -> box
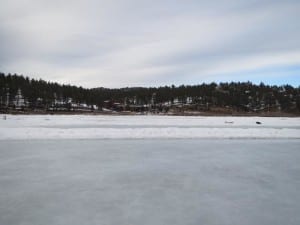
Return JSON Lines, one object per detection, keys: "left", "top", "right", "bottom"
{"left": 1, "top": 0, "right": 299, "bottom": 87}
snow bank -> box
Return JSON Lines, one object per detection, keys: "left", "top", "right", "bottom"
{"left": 0, "top": 115, "right": 299, "bottom": 140}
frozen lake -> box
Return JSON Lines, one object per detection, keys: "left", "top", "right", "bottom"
{"left": 0, "top": 115, "right": 300, "bottom": 225}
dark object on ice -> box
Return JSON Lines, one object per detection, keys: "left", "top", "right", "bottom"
{"left": 225, "top": 121, "right": 234, "bottom": 124}
{"left": 256, "top": 121, "right": 262, "bottom": 124}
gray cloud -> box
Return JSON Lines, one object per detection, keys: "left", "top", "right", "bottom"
{"left": 0, "top": 0, "right": 299, "bottom": 87}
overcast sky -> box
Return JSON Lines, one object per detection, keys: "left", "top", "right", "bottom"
{"left": 1, "top": 0, "right": 299, "bottom": 88}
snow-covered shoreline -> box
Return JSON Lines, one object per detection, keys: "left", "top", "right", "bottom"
{"left": 1, "top": 115, "right": 299, "bottom": 140}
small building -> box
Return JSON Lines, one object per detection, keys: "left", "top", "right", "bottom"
{"left": 13, "top": 89, "right": 26, "bottom": 110}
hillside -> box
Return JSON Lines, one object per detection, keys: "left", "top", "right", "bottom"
{"left": 0, "top": 73, "right": 299, "bottom": 115}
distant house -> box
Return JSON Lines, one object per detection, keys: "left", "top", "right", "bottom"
{"left": 13, "top": 89, "right": 26, "bottom": 110}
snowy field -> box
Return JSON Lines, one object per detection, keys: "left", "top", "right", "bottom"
{"left": 0, "top": 115, "right": 300, "bottom": 225}
{"left": 0, "top": 115, "right": 299, "bottom": 139}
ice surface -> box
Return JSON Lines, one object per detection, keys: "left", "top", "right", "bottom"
{"left": 0, "top": 115, "right": 299, "bottom": 139}
{"left": 0, "top": 139, "right": 300, "bottom": 225}
{"left": 1, "top": 115, "right": 300, "bottom": 224}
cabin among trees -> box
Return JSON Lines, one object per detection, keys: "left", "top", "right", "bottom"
{"left": 1, "top": 73, "right": 299, "bottom": 115}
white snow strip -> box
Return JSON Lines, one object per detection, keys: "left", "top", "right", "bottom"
{"left": 0, "top": 115, "right": 299, "bottom": 140}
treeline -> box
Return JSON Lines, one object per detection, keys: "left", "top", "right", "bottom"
{"left": 0, "top": 72, "right": 300, "bottom": 113}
